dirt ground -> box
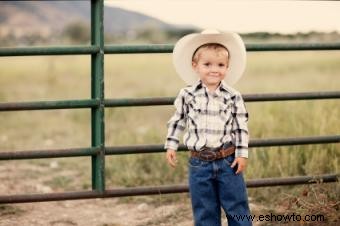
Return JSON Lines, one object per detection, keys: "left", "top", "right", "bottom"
{"left": 0, "top": 160, "right": 190, "bottom": 226}
{"left": 1, "top": 198, "right": 268, "bottom": 226}
{"left": 0, "top": 162, "right": 337, "bottom": 226}
{"left": 0, "top": 161, "right": 260, "bottom": 226}
{"left": 0, "top": 199, "right": 194, "bottom": 226}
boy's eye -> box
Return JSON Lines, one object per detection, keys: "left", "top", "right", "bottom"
{"left": 204, "top": 63, "right": 210, "bottom": 66}
{"left": 219, "top": 63, "right": 226, "bottom": 67}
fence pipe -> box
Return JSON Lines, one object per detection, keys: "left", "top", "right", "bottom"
{"left": 0, "top": 147, "right": 99, "bottom": 160}
{"left": 1, "top": 43, "right": 340, "bottom": 57}
{"left": 103, "top": 43, "right": 340, "bottom": 54}
{"left": 90, "top": 0, "right": 105, "bottom": 193}
{"left": 1, "top": 135, "right": 338, "bottom": 160}
{"left": 104, "top": 91, "right": 340, "bottom": 107}
{"left": 0, "top": 99, "right": 100, "bottom": 111}
{"left": 0, "top": 46, "right": 99, "bottom": 56}
{"left": 105, "top": 135, "right": 340, "bottom": 155}
{"left": 246, "top": 42, "right": 340, "bottom": 51}
{"left": 243, "top": 91, "right": 340, "bottom": 102}
{"left": 0, "top": 91, "right": 339, "bottom": 111}
{"left": 0, "top": 174, "right": 337, "bottom": 204}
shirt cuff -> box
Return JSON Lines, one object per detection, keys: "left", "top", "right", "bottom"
{"left": 164, "top": 139, "right": 179, "bottom": 151}
{"left": 235, "top": 148, "right": 248, "bottom": 158}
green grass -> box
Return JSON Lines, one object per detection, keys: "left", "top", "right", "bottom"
{"left": 0, "top": 52, "right": 339, "bottom": 204}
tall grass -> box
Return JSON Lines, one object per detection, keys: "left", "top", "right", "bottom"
{"left": 0, "top": 52, "right": 339, "bottom": 199}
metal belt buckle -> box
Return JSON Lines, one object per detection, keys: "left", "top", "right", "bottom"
{"left": 198, "top": 149, "right": 217, "bottom": 161}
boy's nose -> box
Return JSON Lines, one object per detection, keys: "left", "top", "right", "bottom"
{"left": 210, "top": 65, "right": 219, "bottom": 72}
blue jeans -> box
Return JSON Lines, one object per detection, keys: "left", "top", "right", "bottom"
{"left": 188, "top": 154, "right": 252, "bottom": 226}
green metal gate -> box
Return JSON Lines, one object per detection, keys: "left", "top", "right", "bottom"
{"left": 0, "top": 0, "right": 339, "bottom": 203}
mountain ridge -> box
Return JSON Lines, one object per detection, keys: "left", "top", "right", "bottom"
{"left": 0, "top": 1, "right": 181, "bottom": 38}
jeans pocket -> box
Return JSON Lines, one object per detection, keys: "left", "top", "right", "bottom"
{"left": 188, "top": 157, "right": 202, "bottom": 168}
{"left": 223, "top": 155, "right": 235, "bottom": 166}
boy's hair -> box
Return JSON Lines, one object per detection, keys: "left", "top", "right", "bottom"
{"left": 192, "top": 43, "right": 230, "bottom": 63}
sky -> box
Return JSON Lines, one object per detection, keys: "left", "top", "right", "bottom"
{"left": 105, "top": 0, "right": 340, "bottom": 34}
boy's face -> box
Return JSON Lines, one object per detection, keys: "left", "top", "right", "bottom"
{"left": 192, "top": 48, "right": 229, "bottom": 89}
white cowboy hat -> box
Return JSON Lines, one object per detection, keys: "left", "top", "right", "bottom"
{"left": 172, "top": 29, "right": 246, "bottom": 85}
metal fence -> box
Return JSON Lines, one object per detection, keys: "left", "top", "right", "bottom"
{"left": 0, "top": 0, "right": 339, "bottom": 204}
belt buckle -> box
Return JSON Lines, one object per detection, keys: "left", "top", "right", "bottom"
{"left": 198, "top": 148, "right": 217, "bottom": 161}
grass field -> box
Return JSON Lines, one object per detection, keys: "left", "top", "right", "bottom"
{"left": 0, "top": 51, "right": 339, "bottom": 219}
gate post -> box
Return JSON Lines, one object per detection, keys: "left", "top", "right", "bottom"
{"left": 91, "top": 0, "right": 105, "bottom": 192}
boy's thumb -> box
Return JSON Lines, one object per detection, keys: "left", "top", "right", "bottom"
{"left": 231, "top": 160, "right": 237, "bottom": 168}
{"left": 172, "top": 153, "right": 177, "bottom": 161}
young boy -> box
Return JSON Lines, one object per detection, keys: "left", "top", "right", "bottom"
{"left": 165, "top": 30, "right": 252, "bottom": 226}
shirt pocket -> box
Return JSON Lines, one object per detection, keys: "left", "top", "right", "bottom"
{"left": 187, "top": 101, "right": 201, "bottom": 122}
{"left": 219, "top": 102, "right": 232, "bottom": 123}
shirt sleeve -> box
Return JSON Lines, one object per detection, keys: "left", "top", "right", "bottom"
{"left": 164, "top": 89, "right": 187, "bottom": 151}
{"left": 231, "top": 93, "right": 249, "bottom": 158}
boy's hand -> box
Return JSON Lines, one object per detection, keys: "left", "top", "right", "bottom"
{"left": 166, "top": 149, "right": 177, "bottom": 168}
{"left": 231, "top": 157, "right": 247, "bottom": 174}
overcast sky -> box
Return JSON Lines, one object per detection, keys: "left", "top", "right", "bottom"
{"left": 105, "top": 0, "right": 340, "bottom": 34}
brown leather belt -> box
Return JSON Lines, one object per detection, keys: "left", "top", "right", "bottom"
{"left": 190, "top": 145, "right": 235, "bottom": 161}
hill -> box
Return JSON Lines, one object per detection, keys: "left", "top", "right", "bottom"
{"left": 0, "top": 1, "right": 190, "bottom": 45}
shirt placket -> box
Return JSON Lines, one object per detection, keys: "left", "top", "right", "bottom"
{"left": 204, "top": 94, "right": 209, "bottom": 146}
{"left": 206, "top": 92, "right": 217, "bottom": 147}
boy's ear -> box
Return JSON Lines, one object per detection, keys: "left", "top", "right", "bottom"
{"left": 225, "top": 58, "right": 230, "bottom": 68}
{"left": 192, "top": 61, "right": 197, "bottom": 69}
{"left": 192, "top": 62, "right": 199, "bottom": 74}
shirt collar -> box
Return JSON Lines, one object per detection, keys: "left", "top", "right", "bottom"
{"left": 192, "top": 80, "right": 203, "bottom": 92}
{"left": 219, "top": 80, "right": 229, "bottom": 92}
{"left": 191, "top": 80, "right": 236, "bottom": 99}
{"left": 192, "top": 80, "right": 226, "bottom": 97}
{"left": 219, "top": 80, "right": 237, "bottom": 98}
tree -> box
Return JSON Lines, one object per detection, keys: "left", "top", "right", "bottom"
{"left": 63, "top": 21, "right": 90, "bottom": 44}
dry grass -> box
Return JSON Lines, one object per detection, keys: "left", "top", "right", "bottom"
{"left": 0, "top": 51, "right": 339, "bottom": 222}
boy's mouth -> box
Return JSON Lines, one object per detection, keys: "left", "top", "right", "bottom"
{"left": 207, "top": 74, "right": 220, "bottom": 78}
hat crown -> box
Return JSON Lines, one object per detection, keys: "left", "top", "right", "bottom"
{"left": 201, "top": 29, "right": 221, "bottom": 34}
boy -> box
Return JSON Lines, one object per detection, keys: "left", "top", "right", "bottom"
{"left": 165, "top": 29, "right": 251, "bottom": 226}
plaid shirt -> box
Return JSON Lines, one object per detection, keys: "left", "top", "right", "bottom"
{"left": 164, "top": 80, "right": 249, "bottom": 158}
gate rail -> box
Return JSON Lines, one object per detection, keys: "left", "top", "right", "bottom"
{"left": 0, "top": 135, "right": 339, "bottom": 160}
{"left": 1, "top": 43, "right": 340, "bottom": 57}
{"left": 0, "top": 91, "right": 340, "bottom": 111}
{"left": 0, "top": 174, "right": 337, "bottom": 204}
{"left": 0, "top": 0, "right": 339, "bottom": 204}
